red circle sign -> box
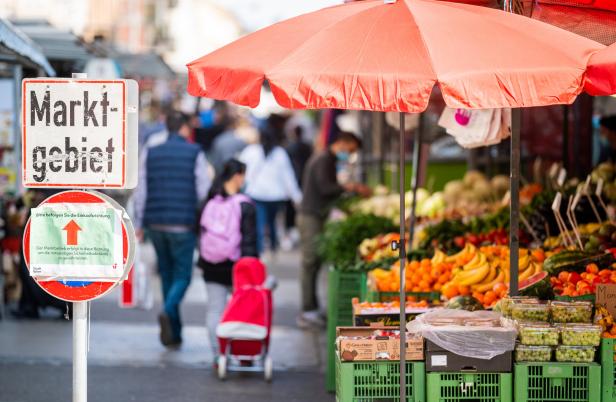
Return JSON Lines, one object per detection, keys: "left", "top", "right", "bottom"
{"left": 23, "top": 190, "right": 134, "bottom": 302}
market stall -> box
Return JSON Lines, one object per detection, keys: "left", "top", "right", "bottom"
{"left": 185, "top": 0, "right": 616, "bottom": 401}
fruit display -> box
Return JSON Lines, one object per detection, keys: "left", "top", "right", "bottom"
{"left": 554, "top": 345, "right": 596, "bottom": 362}
{"left": 550, "top": 301, "right": 593, "bottom": 323}
{"left": 446, "top": 296, "right": 484, "bottom": 311}
{"left": 353, "top": 299, "right": 430, "bottom": 312}
{"left": 515, "top": 345, "right": 552, "bottom": 362}
{"left": 560, "top": 324, "right": 602, "bottom": 346}
{"left": 368, "top": 250, "right": 454, "bottom": 293}
{"left": 511, "top": 302, "right": 550, "bottom": 322}
{"left": 595, "top": 305, "right": 616, "bottom": 338}
{"left": 583, "top": 223, "right": 616, "bottom": 254}
{"left": 440, "top": 244, "right": 544, "bottom": 308}
{"left": 518, "top": 323, "right": 559, "bottom": 346}
{"left": 548, "top": 254, "right": 616, "bottom": 297}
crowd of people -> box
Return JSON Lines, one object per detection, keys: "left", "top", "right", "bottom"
{"left": 0, "top": 97, "right": 373, "bottom": 363}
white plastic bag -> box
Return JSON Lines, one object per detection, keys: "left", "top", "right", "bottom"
{"left": 406, "top": 309, "right": 517, "bottom": 360}
{"left": 119, "top": 241, "right": 155, "bottom": 309}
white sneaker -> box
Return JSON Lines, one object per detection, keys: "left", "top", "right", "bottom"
{"left": 280, "top": 236, "right": 293, "bottom": 251}
{"left": 296, "top": 310, "right": 326, "bottom": 329}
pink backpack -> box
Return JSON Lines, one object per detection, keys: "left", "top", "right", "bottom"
{"left": 200, "top": 194, "right": 250, "bottom": 264}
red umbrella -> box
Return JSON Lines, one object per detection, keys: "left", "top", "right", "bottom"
{"left": 586, "top": 43, "right": 616, "bottom": 96}
{"left": 188, "top": 0, "right": 606, "bottom": 112}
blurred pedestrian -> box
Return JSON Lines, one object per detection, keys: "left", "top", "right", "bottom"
{"left": 209, "top": 118, "right": 247, "bottom": 175}
{"left": 134, "top": 111, "right": 211, "bottom": 348}
{"left": 598, "top": 115, "right": 616, "bottom": 163}
{"left": 297, "top": 132, "right": 370, "bottom": 328}
{"left": 240, "top": 126, "right": 302, "bottom": 256}
{"left": 282, "top": 125, "right": 313, "bottom": 249}
{"left": 198, "top": 159, "right": 257, "bottom": 360}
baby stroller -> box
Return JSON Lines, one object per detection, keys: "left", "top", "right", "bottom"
{"left": 216, "top": 257, "right": 275, "bottom": 381}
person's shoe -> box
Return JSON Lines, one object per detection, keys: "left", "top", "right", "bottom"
{"left": 158, "top": 313, "right": 175, "bottom": 346}
{"left": 296, "top": 310, "right": 326, "bottom": 329}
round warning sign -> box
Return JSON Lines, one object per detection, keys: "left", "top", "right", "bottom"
{"left": 23, "top": 190, "right": 135, "bottom": 302}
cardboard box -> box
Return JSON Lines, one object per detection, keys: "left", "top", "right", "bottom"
{"left": 336, "top": 326, "right": 424, "bottom": 362}
{"left": 425, "top": 340, "right": 512, "bottom": 373}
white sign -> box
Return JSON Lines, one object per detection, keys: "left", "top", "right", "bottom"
{"left": 22, "top": 78, "right": 138, "bottom": 188}
{"left": 29, "top": 202, "right": 124, "bottom": 281}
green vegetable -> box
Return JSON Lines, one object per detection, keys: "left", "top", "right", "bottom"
{"left": 318, "top": 214, "right": 397, "bottom": 271}
{"left": 446, "top": 296, "right": 484, "bottom": 312}
{"left": 515, "top": 345, "right": 552, "bottom": 362}
{"left": 555, "top": 346, "right": 595, "bottom": 362}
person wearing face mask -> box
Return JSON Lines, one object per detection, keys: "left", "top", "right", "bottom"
{"left": 296, "top": 131, "right": 371, "bottom": 328}
{"left": 598, "top": 116, "right": 616, "bottom": 164}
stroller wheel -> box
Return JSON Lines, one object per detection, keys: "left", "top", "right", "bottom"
{"left": 217, "top": 356, "right": 227, "bottom": 380}
{"left": 264, "top": 355, "right": 273, "bottom": 382}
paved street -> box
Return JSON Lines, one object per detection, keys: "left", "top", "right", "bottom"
{"left": 0, "top": 249, "right": 334, "bottom": 402}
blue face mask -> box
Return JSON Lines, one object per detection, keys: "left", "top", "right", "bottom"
{"left": 336, "top": 151, "right": 350, "bottom": 162}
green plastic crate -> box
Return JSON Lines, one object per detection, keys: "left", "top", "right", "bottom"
{"left": 601, "top": 338, "right": 616, "bottom": 402}
{"left": 514, "top": 362, "right": 601, "bottom": 402}
{"left": 336, "top": 355, "right": 425, "bottom": 402}
{"left": 326, "top": 268, "right": 367, "bottom": 392}
{"left": 427, "top": 372, "right": 512, "bottom": 402}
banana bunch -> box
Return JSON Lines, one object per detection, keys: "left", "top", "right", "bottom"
{"left": 444, "top": 243, "right": 477, "bottom": 264}
{"left": 451, "top": 250, "right": 492, "bottom": 287}
{"left": 517, "top": 252, "right": 542, "bottom": 282}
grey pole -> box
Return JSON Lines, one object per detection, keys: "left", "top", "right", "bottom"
{"left": 398, "top": 113, "right": 407, "bottom": 402}
{"left": 509, "top": 109, "right": 521, "bottom": 296}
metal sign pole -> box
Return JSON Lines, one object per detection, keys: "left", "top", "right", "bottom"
{"left": 73, "top": 301, "right": 88, "bottom": 402}
{"left": 509, "top": 109, "right": 521, "bottom": 296}
{"left": 398, "top": 113, "right": 407, "bottom": 402}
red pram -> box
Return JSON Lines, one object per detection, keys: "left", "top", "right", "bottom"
{"left": 215, "top": 257, "right": 274, "bottom": 381}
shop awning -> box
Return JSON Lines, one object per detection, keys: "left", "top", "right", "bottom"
{"left": 114, "top": 52, "right": 176, "bottom": 80}
{"left": 0, "top": 19, "right": 54, "bottom": 75}
{"left": 11, "top": 19, "right": 91, "bottom": 63}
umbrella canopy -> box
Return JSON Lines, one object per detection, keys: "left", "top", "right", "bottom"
{"left": 187, "top": 0, "right": 606, "bottom": 113}
{"left": 585, "top": 43, "right": 616, "bottom": 96}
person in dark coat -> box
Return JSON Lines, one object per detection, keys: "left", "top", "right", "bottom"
{"left": 134, "top": 111, "right": 211, "bottom": 348}
{"left": 197, "top": 159, "right": 257, "bottom": 359}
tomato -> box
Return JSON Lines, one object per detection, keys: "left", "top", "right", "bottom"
{"left": 586, "top": 264, "right": 599, "bottom": 274}
{"left": 453, "top": 236, "right": 465, "bottom": 248}
{"left": 558, "top": 271, "right": 570, "bottom": 283}
{"left": 568, "top": 272, "right": 581, "bottom": 285}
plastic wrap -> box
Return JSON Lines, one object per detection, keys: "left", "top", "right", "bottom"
{"left": 407, "top": 310, "right": 517, "bottom": 360}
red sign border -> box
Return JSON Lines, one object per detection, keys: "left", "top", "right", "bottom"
{"left": 22, "top": 79, "right": 127, "bottom": 188}
{"left": 23, "top": 190, "right": 130, "bottom": 302}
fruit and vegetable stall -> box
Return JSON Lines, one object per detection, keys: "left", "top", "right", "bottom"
{"left": 323, "top": 164, "right": 616, "bottom": 401}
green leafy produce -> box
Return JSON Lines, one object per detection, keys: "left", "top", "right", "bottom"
{"left": 512, "top": 303, "right": 550, "bottom": 322}
{"left": 318, "top": 214, "right": 397, "bottom": 271}
{"left": 555, "top": 345, "right": 595, "bottom": 362}
{"left": 518, "top": 324, "right": 559, "bottom": 346}
{"left": 418, "top": 219, "right": 468, "bottom": 253}
{"left": 560, "top": 324, "right": 601, "bottom": 346}
{"left": 515, "top": 345, "right": 552, "bottom": 362}
{"left": 550, "top": 301, "right": 592, "bottom": 323}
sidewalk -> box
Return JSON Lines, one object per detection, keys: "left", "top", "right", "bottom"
{"left": 0, "top": 249, "right": 333, "bottom": 402}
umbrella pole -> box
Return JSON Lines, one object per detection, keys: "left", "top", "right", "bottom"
{"left": 398, "top": 113, "right": 407, "bottom": 402}
{"left": 509, "top": 109, "right": 521, "bottom": 296}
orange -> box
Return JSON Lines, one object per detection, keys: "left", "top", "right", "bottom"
{"left": 433, "top": 283, "right": 442, "bottom": 292}
{"left": 418, "top": 280, "right": 430, "bottom": 290}
{"left": 412, "top": 286, "right": 421, "bottom": 292}
{"left": 493, "top": 283, "right": 507, "bottom": 296}
{"left": 441, "top": 283, "right": 459, "bottom": 299}
{"left": 483, "top": 290, "right": 497, "bottom": 306}
{"left": 458, "top": 285, "right": 471, "bottom": 296}
{"left": 586, "top": 264, "right": 599, "bottom": 274}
